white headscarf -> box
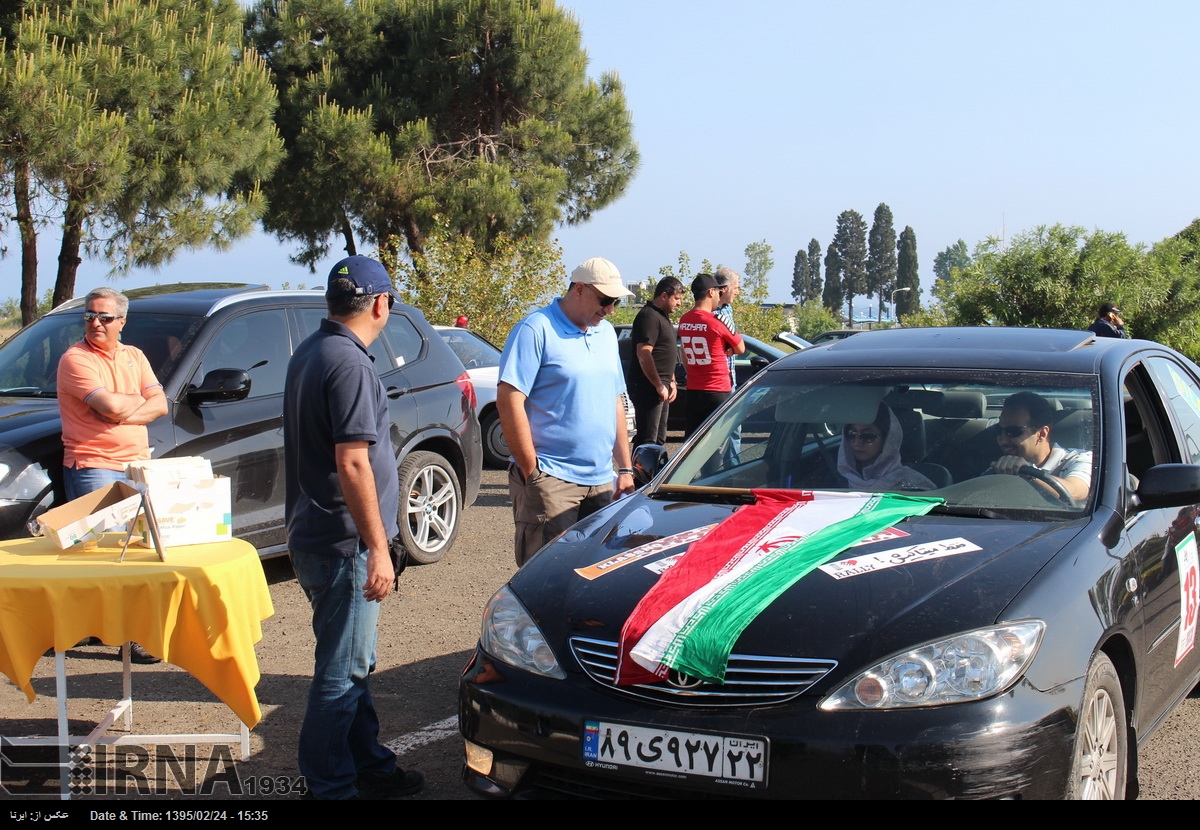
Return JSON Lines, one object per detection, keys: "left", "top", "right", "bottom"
{"left": 837, "top": 406, "right": 937, "bottom": 492}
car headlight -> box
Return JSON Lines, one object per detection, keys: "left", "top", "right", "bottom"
{"left": 479, "top": 585, "right": 565, "bottom": 679}
{"left": 819, "top": 621, "right": 1045, "bottom": 710}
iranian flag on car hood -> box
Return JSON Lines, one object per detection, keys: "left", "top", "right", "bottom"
{"left": 614, "top": 490, "right": 941, "bottom": 686}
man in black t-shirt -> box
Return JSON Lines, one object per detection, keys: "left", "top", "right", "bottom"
{"left": 626, "top": 277, "right": 684, "bottom": 446}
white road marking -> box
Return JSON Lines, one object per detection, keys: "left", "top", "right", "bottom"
{"left": 386, "top": 715, "right": 459, "bottom": 755}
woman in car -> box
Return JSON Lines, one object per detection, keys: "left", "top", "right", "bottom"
{"left": 837, "top": 403, "right": 936, "bottom": 492}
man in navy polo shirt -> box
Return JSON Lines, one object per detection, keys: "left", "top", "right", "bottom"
{"left": 284, "top": 255, "right": 421, "bottom": 800}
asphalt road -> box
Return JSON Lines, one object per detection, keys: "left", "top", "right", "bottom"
{"left": 3, "top": 463, "right": 1199, "bottom": 801}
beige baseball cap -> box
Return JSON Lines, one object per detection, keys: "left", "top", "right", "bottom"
{"left": 570, "top": 257, "right": 634, "bottom": 298}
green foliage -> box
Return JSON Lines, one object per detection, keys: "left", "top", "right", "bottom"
{"left": 932, "top": 239, "right": 971, "bottom": 305}
{"left": 898, "top": 305, "right": 949, "bottom": 329}
{"left": 0, "top": 0, "right": 283, "bottom": 310}
{"left": 867, "top": 203, "right": 897, "bottom": 320}
{"left": 832, "top": 209, "right": 867, "bottom": 321}
{"left": 895, "top": 225, "right": 920, "bottom": 317}
{"left": 791, "top": 249, "right": 808, "bottom": 302}
{"left": 741, "top": 240, "right": 774, "bottom": 302}
{"left": 386, "top": 220, "right": 562, "bottom": 348}
{"left": 247, "top": 0, "right": 638, "bottom": 269}
{"left": 822, "top": 240, "right": 842, "bottom": 316}
{"left": 789, "top": 302, "right": 840, "bottom": 341}
{"left": 657, "top": 251, "right": 713, "bottom": 281}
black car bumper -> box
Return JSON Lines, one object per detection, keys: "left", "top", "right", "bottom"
{"left": 460, "top": 646, "right": 1082, "bottom": 800}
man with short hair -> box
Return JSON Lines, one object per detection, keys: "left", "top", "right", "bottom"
{"left": 678, "top": 273, "right": 745, "bottom": 439}
{"left": 57, "top": 287, "right": 168, "bottom": 665}
{"left": 990, "top": 390, "right": 1092, "bottom": 502}
{"left": 284, "top": 255, "right": 422, "bottom": 800}
{"left": 714, "top": 267, "right": 742, "bottom": 463}
{"left": 498, "top": 257, "right": 636, "bottom": 566}
{"left": 627, "top": 276, "right": 684, "bottom": 447}
{"left": 1088, "top": 302, "right": 1128, "bottom": 339}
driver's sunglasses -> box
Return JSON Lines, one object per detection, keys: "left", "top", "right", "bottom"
{"left": 846, "top": 430, "right": 881, "bottom": 445}
{"left": 83, "top": 312, "right": 122, "bottom": 325}
{"left": 586, "top": 284, "right": 620, "bottom": 308}
{"left": 995, "top": 424, "right": 1033, "bottom": 438}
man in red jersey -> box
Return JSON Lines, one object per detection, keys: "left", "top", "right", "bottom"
{"left": 678, "top": 273, "right": 745, "bottom": 438}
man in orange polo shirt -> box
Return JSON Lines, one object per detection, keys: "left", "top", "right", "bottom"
{"left": 57, "top": 287, "right": 167, "bottom": 664}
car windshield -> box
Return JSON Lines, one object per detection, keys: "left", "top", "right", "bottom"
{"left": 659, "top": 368, "right": 1100, "bottom": 519}
{"left": 438, "top": 330, "right": 501, "bottom": 369}
{"left": 0, "top": 310, "right": 205, "bottom": 395}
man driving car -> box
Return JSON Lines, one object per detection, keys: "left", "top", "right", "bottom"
{"left": 990, "top": 391, "right": 1092, "bottom": 502}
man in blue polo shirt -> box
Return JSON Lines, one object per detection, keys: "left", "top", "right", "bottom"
{"left": 284, "top": 255, "right": 421, "bottom": 800}
{"left": 498, "top": 257, "right": 637, "bottom": 566}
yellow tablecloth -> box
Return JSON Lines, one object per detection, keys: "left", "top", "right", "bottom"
{"left": 0, "top": 535, "right": 274, "bottom": 728}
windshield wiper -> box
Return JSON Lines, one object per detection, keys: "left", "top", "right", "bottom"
{"left": 0, "top": 387, "right": 56, "bottom": 398}
{"left": 648, "top": 484, "right": 757, "bottom": 505}
{"left": 929, "top": 504, "right": 1009, "bottom": 520}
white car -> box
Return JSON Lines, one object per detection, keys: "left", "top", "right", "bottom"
{"left": 437, "top": 326, "right": 637, "bottom": 468}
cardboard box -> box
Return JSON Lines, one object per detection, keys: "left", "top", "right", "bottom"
{"left": 134, "top": 476, "right": 232, "bottom": 549}
{"left": 37, "top": 481, "right": 143, "bottom": 549}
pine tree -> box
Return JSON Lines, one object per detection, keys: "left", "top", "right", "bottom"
{"left": 0, "top": 0, "right": 283, "bottom": 315}
{"left": 822, "top": 240, "right": 843, "bottom": 316}
{"left": 806, "top": 238, "right": 823, "bottom": 304}
{"left": 896, "top": 226, "right": 920, "bottom": 318}
{"left": 246, "top": 0, "right": 638, "bottom": 271}
{"left": 868, "top": 203, "right": 898, "bottom": 322}
{"left": 832, "top": 210, "right": 867, "bottom": 322}
{"left": 792, "top": 249, "right": 808, "bottom": 302}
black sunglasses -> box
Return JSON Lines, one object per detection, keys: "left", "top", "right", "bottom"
{"left": 995, "top": 424, "right": 1033, "bottom": 438}
{"left": 83, "top": 312, "right": 122, "bottom": 325}
{"left": 585, "top": 284, "right": 620, "bottom": 308}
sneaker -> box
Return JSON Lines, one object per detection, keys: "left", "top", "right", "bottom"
{"left": 356, "top": 767, "right": 424, "bottom": 799}
{"left": 127, "top": 642, "right": 161, "bottom": 665}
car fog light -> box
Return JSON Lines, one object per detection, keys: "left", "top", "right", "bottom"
{"left": 464, "top": 740, "right": 493, "bottom": 775}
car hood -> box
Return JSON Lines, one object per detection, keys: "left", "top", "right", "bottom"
{"left": 510, "top": 492, "right": 1087, "bottom": 681}
{"left": 0, "top": 396, "right": 63, "bottom": 448}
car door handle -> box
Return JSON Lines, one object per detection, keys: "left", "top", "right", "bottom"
{"left": 387, "top": 386, "right": 409, "bottom": 399}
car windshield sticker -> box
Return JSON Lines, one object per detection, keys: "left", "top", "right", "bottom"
{"left": 616, "top": 491, "right": 942, "bottom": 686}
{"left": 575, "top": 525, "right": 718, "bottom": 580}
{"left": 818, "top": 537, "right": 982, "bottom": 581}
{"left": 1175, "top": 532, "right": 1199, "bottom": 668}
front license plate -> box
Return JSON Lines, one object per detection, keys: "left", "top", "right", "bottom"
{"left": 582, "top": 720, "right": 768, "bottom": 789}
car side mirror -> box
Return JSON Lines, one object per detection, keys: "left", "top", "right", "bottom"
{"left": 1132, "top": 463, "right": 1200, "bottom": 512}
{"left": 632, "top": 443, "right": 668, "bottom": 487}
{"left": 187, "top": 369, "right": 252, "bottom": 405}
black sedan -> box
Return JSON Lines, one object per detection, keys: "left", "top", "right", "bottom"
{"left": 460, "top": 327, "right": 1200, "bottom": 799}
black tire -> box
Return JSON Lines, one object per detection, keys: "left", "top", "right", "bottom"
{"left": 397, "top": 450, "right": 461, "bottom": 565}
{"left": 481, "top": 408, "right": 510, "bottom": 469}
{"left": 1067, "top": 652, "right": 1128, "bottom": 799}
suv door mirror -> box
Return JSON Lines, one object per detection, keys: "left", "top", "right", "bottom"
{"left": 187, "top": 369, "right": 252, "bottom": 404}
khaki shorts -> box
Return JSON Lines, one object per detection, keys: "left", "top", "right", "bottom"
{"left": 509, "top": 464, "right": 614, "bottom": 566}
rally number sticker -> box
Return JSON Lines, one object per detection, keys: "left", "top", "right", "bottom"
{"left": 1175, "top": 532, "right": 1199, "bottom": 667}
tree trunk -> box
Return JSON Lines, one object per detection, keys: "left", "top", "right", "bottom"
{"left": 14, "top": 159, "right": 40, "bottom": 327}
{"left": 339, "top": 214, "right": 357, "bottom": 257}
{"left": 53, "top": 191, "right": 86, "bottom": 308}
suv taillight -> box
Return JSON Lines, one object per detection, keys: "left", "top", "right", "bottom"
{"left": 456, "top": 372, "right": 477, "bottom": 410}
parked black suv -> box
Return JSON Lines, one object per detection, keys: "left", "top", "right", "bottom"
{"left": 0, "top": 283, "right": 482, "bottom": 563}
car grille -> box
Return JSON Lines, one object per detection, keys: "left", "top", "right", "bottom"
{"left": 569, "top": 637, "right": 837, "bottom": 707}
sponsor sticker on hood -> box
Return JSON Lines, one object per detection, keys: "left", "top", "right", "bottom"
{"left": 818, "top": 537, "right": 982, "bottom": 580}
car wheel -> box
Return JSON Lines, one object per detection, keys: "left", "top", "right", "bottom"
{"left": 1067, "top": 652, "right": 1128, "bottom": 799}
{"left": 481, "top": 409, "right": 510, "bottom": 469}
{"left": 397, "top": 451, "right": 461, "bottom": 565}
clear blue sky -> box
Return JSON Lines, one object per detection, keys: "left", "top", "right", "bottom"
{"left": 3, "top": 0, "right": 1198, "bottom": 307}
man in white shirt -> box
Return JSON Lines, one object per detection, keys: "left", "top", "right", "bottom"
{"left": 991, "top": 391, "right": 1092, "bottom": 502}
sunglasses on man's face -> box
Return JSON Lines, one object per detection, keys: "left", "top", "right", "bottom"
{"left": 83, "top": 312, "right": 122, "bottom": 325}
{"left": 585, "top": 284, "right": 620, "bottom": 308}
{"left": 995, "top": 424, "right": 1033, "bottom": 438}
{"left": 846, "top": 430, "right": 881, "bottom": 445}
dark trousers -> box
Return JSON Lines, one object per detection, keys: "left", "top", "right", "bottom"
{"left": 629, "top": 383, "right": 670, "bottom": 447}
{"left": 685, "top": 389, "right": 730, "bottom": 439}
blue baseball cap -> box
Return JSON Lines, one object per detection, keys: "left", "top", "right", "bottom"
{"left": 326, "top": 255, "right": 399, "bottom": 301}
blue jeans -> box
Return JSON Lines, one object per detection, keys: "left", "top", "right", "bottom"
{"left": 63, "top": 465, "right": 129, "bottom": 501}
{"left": 291, "top": 544, "right": 396, "bottom": 799}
